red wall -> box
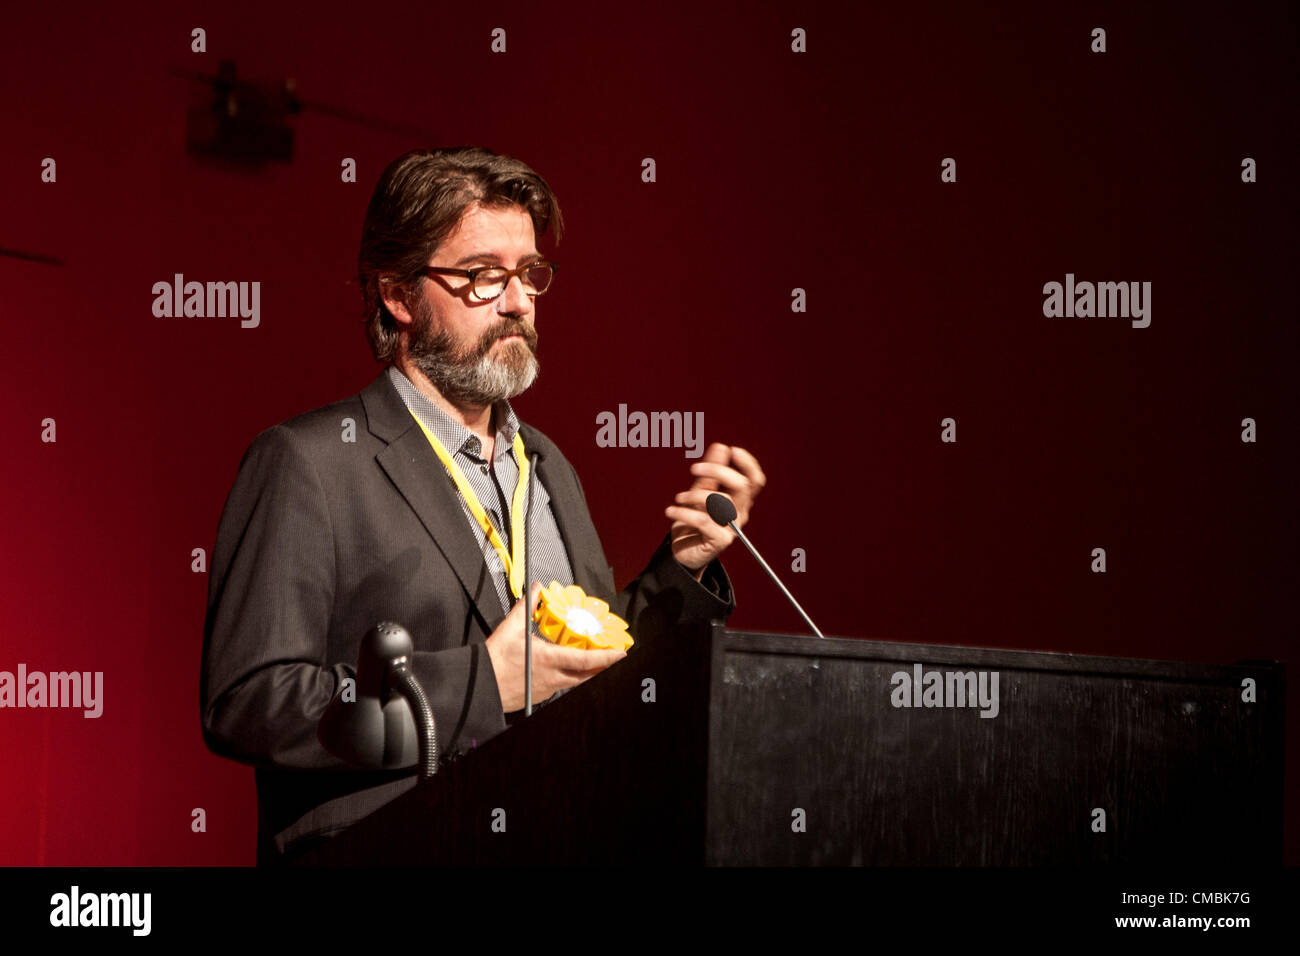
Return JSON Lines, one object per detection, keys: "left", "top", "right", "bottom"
{"left": 1, "top": 0, "right": 1295, "bottom": 865}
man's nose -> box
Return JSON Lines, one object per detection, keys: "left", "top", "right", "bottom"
{"left": 496, "top": 274, "right": 534, "bottom": 318}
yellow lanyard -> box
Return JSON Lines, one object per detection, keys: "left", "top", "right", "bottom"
{"left": 409, "top": 410, "right": 530, "bottom": 600}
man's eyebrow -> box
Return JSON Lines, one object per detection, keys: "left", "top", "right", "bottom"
{"left": 452, "top": 251, "right": 543, "bottom": 267}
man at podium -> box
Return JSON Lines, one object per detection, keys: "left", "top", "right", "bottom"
{"left": 199, "top": 146, "right": 766, "bottom": 864}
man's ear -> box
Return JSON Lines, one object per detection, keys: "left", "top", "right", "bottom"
{"left": 378, "top": 277, "right": 416, "bottom": 326}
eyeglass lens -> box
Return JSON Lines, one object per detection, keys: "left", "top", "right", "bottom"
{"left": 474, "top": 264, "right": 553, "bottom": 300}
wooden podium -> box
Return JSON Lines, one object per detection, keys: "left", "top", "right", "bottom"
{"left": 299, "top": 624, "right": 1283, "bottom": 865}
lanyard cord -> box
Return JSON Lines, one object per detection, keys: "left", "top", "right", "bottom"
{"left": 409, "top": 410, "right": 530, "bottom": 600}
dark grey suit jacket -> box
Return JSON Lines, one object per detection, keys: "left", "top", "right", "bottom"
{"left": 200, "top": 368, "right": 734, "bottom": 863}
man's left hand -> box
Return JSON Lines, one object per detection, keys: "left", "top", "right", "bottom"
{"left": 664, "top": 443, "right": 766, "bottom": 576}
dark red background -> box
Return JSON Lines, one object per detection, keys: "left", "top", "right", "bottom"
{"left": 1, "top": 1, "right": 1295, "bottom": 865}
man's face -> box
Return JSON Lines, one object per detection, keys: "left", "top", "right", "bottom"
{"left": 403, "top": 202, "right": 542, "bottom": 407}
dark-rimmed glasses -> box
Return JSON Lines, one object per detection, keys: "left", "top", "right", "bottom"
{"left": 421, "top": 261, "right": 558, "bottom": 302}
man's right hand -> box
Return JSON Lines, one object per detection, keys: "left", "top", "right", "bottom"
{"left": 484, "top": 582, "right": 626, "bottom": 714}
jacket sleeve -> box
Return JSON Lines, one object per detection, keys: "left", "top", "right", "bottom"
{"left": 200, "top": 424, "right": 506, "bottom": 770}
{"left": 614, "top": 533, "right": 735, "bottom": 647}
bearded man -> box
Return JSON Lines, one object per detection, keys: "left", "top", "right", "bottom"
{"left": 200, "top": 146, "right": 766, "bottom": 864}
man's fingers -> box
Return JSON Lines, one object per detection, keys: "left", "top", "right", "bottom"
{"left": 688, "top": 461, "right": 751, "bottom": 493}
{"left": 556, "top": 662, "right": 623, "bottom": 683}
{"left": 665, "top": 505, "right": 729, "bottom": 534}
{"left": 729, "top": 445, "right": 766, "bottom": 489}
{"left": 703, "top": 442, "right": 730, "bottom": 464}
{"left": 540, "top": 644, "right": 626, "bottom": 671}
{"left": 673, "top": 489, "right": 733, "bottom": 511}
{"left": 688, "top": 443, "right": 731, "bottom": 491}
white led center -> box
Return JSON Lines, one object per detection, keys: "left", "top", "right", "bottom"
{"left": 563, "top": 607, "right": 603, "bottom": 638}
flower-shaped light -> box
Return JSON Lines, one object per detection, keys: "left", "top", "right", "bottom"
{"left": 532, "top": 582, "right": 634, "bottom": 651}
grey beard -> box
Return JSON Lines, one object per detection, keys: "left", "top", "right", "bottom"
{"left": 406, "top": 316, "right": 539, "bottom": 407}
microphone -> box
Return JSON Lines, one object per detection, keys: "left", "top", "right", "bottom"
{"left": 705, "top": 492, "right": 826, "bottom": 639}
{"left": 317, "top": 622, "right": 440, "bottom": 777}
{"left": 523, "top": 451, "right": 539, "bottom": 716}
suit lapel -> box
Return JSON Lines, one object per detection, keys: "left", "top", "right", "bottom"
{"left": 380, "top": 432, "right": 510, "bottom": 631}
{"left": 362, "top": 371, "right": 508, "bottom": 633}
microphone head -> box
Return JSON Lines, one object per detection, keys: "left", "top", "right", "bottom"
{"left": 357, "top": 622, "right": 414, "bottom": 696}
{"left": 705, "top": 493, "right": 738, "bottom": 526}
{"left": 318, "top": 621, "right": 419, "bottom": 769}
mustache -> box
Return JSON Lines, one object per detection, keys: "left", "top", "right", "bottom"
{"left": 476, "top": 318, "right": 538, "bottom": 355}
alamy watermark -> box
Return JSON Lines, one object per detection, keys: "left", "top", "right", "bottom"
{"left": 1042, "top": 273, "right": 1151, "bottom": 328}
{"left": 890, "top": 663, "right": 999, "bottom": 718}
{"left": 152, "top": 274, "right": 260, "bottom": 328}
{"left": 49, "top": 886, "right": 150, "bottom": 936}
{"left": 0, "top": 664, "right": 103, "bottom": 718}
{"left": 595, "top": 404, "right": 704, "bottom": 458}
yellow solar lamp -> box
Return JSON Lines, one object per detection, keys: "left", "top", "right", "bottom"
{"left": 532, "top": 582, "right": 634, "bottom": 651}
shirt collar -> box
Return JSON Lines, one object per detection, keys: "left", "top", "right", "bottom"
{"left": 387, "top": 365, "right": 520, "bottom": 461}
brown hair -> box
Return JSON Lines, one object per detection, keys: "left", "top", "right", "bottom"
{"left": 357, "top": 146, "right": 564, "bottom": 363}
